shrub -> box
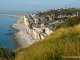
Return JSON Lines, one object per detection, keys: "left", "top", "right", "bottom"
{"left": 0, "top": 47, "right": 15, "bottom": 60}
{"left": 56, "top": 17, "right": 80, "bottom": 29}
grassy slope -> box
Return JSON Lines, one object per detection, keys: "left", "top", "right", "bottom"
{"left": 14, "top": 24, "right": 80, "bottom": 60}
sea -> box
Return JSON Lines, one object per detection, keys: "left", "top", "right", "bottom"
{"left": 0, "top": 15, "right": 18, "bottom": 50}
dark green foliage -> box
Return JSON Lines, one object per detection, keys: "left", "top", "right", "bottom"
{"left": 56, "top": 17, "right": 80, "bottom": 29}
{"left": 38, "top": 8, "right": 80, "bottom": 17}
{"left": 0, "top": 47, "right": 15, "bottom": 60}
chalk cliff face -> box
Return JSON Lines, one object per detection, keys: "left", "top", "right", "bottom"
{"left": 23, "top": 16, "right": 29, "bottom": 29}
{"left": 11, "top": 15, "right": 42, "bottom": 48}
{"left": 23, "top": 15, "right": 46, "bottom": 40}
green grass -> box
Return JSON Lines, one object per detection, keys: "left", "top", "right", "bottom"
{"left": 14, "top": 24, "right": 80, "bottom": 60}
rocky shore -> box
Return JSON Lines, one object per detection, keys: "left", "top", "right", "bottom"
{"left": 11, "top": 17, "right": 39, "bottom": 49}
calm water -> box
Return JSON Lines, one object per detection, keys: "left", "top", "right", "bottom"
{"left": 0, "top": 15, "right": 18, "bottom": 50}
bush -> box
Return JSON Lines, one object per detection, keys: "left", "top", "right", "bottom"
{"left": 56, "top": 17, "right": 80, "bottom": 29}
{"left": 0, "top": 47, "right": 15, "bottom": 60}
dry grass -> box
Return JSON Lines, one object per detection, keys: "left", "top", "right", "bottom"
{"left": 14, "top": 24, "right": 80, "bottom": 60}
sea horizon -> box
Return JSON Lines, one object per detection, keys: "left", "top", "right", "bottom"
{"left": 0, "top": 10, "right": 40, "bottom": 14}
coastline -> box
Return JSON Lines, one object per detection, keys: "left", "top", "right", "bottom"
{"left": 9, "top": 15, "right": 26, "bottom": 48}
{"left": 0, "top": 14, "right": 22, "bottom": 18}
{"left": 11, "top": 23, "right": 25, "bottom": 48}
{"left": 11, "top": 17, "right": 37, "bottom": 49}
{"left": 0, "top": 15, "right": 19, "bottom": 50}
{"left": 10, "top": 21, "right": 26, "bottom": 48}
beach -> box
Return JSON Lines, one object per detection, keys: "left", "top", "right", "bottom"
{"left": 11, "top": 16, "right": 39, "bottom": 49}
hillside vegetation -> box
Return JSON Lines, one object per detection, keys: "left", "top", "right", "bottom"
{"left": 56, "top": 17, "right": 80, "bottom": 29}
{"left": 0, "top": 47, "right": 15, "bottom": 60}
{"left": 38, "top": 8, "right": 80, "bottom": 17}
{"left": 14, "top": 17, "right": 80, "bottom": 60}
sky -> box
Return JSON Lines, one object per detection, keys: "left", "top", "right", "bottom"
{"left": 0, "top": 0, "right": 80, "bottom": 13}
